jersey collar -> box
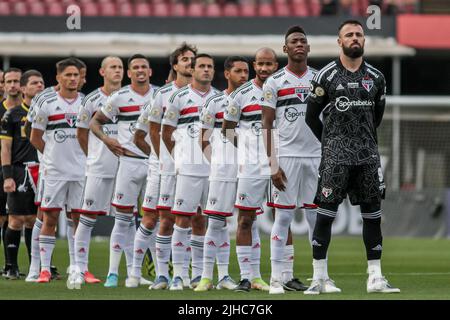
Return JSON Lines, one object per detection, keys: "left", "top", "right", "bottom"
{"left": 336, "top": 57, "right": 365, "bottom": 74}
{"left": 190, "top": 84, "right": 211, "bottom": 98}
{"left": 21, "top": 102, "right": 30, "bottom": 112}
{"left": 285, "top": 66, "right": 309, "bottom": 79}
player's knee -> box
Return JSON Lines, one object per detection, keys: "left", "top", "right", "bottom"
{"left": 360, "top": 202, "right": 381, "bottom": 215}
{"left": 8, "top": 216, "right": 24, "bottom": 230}
{"left": 159, "top": 218, "right": 174, "bottom": 235}
{"left": 274, "top": 208, "right": 293, "bottom": 226}
{"left": 238, "top": 215, "right": 254, "bottom": 231}
{"left": 141, "top": 214, "right": 158, "bottom": 230}
{"left": 208, "top": 216, "right": 225, "bottom": 232}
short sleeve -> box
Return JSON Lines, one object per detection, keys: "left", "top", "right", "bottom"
{"left": 200, "top": 102, "right": 216, "bottom": 130}
{"left": 148, "top": 91, "right": 164, "bottom": 124}
{"left": 101, "top": 93, "right": 119, "bottom": 121}
{"left": 0, "top": 112, "right": 14, "bottom": 140}
{"left": 31, "top": 102, "right": 49, "bottom": 131}
{"left": 135, "top": 101, "right": 150, "bottom": 133}
{"left": 260, "top": 77, "right": 278, "bottom": 109}
{"left": 308, "top": 72, "right": 329, "bottom": 106}
{"left": 161, "top": 95, "right": 180, "bottom": 128}
{"left": 76, "top": 98, "right": 93, "bottom": 129}
{"left": 224, "top": 94, "right": 241, "bottom": 123}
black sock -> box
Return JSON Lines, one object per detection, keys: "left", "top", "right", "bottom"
{"left": 312, "top": 213, "right": 335, "bottom": 260}
{"left": 5, "top": 228, "right": 21, "bottom": 268}
{"left": 25, "top": 227, "right": 33, "bottom": 263}
{"left": 2, "top": 220, "right": 8, "bottom": 267}
{"left": 362, "top": 218, "right": 383, "bottom": 260}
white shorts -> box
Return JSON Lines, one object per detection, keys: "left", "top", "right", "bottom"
{"left": 80, "top": 176, "right": 115, "bottom": 215}
{"left": 157, "top": 174, "right": 176, "bottom": 210}
{"left": 34, "top": 174, "right": 45, "bottom": 206}
{"left": 204, "top": 180, "right": 236, "bottom": 217}
{"left": 272, "top": 157, "right": 320, "bottom": 209}
{"left": 40, "top": 179, "right": 84, "bottom": 212}
{"left": 142, "top": 158, "right": 160, "bottom": 213}
{"left": 235, "top": 178, "right": 269, "bottom": 211}
{"left": 172, "top": 175, "right": 209, "bottom": 216}
{"left": 112, "top": 156, "right": 148, "bottom": 210}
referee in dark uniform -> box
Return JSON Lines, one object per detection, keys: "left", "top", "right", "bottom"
{"left": 304, "top": 20, "right": 400, "bottom": 294}
{"left": 0, "top": 70, "right": 42, "bottom": 279}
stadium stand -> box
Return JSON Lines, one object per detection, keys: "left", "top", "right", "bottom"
{"left": 0, "top": 0, "right": 419, "bottom": 17}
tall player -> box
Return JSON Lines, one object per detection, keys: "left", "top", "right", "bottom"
{"left": 134, "top": 43, "right": 197, "bottom": 290}
{"left": 261, "top": 26, "right": 320, "bottom": 294}
{"left": 30, "top": 58, "right": 86, "bottom": 283}
{"left": 222, "top": 48, "right": 278, "bottom": 293}
{"left": 90, "top": 54, "right": 158, "bottom": 288}
{"left": 162, "top": 54, "right": 221, "bottom": 290}
{"left": 69, "top": 56, "right": 124, "bottom": 288}
{"left": 194, "top": 56, "right": 249, "bottom": 292}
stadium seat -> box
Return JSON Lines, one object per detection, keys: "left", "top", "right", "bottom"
{"left": 274, "top": 3, "right": 290, "bottom": 16}
{"left": 307, "top": 0, "right": 321, "bottom": 16}
{"left": 171, "top": 3, "right": 186, "bottom": 16}
{"left": 82, "top": 3, "right": 99, "bottom": 16}
{"left": 117, "top": 2, "right": 133, "bottom": 16}
{"left": 187, "top": 3, "right": 204, "bottom": 17}
{"left": 240, "top": 3, "right": 256, "bottom": 17}
{"left": 258, "top": 3, "right": 274, "bottom": 16}
{"left": 100, "top": 2, "right": 117, "bottom": 16}
{"left": 222, "top": 3, "right": 239, "bottom": 16}
{"left": 291, "top": 2, "right": 309, "bottom": 16}
{"left": 47, "top": 2, "right": 64, "bottom": 16}
{"left": 135, "top": 2, "right": 151, "bottom": 16}
{"left": 12, "top": 1, "right": 28, "bottom": 16}
{"left": 205, "top": 3, "right": 221, "bottom": 17}
{"left": 153, "top": 2, "right": 169, "bottom": 16}
{"left": 29, "top": 2, "right": 46, "bottom": 16}
{"left": 0, "top": 2, "right": 11, "bottom": 15}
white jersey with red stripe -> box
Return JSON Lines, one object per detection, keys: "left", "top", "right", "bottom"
{"left": 224, "top": 79, "right": 270, "bottom": 179}
{"left": 31, "top": 92, "right": 86, "bottom": 181}
{"left": 101, "top": 84, "right": 157, "bottom": 158}
{"left": 261, "top": 66, "right": 321, "bottom": 157}
{"left": 200, "top": 92, "right": 237, "bottom": 182}
{"left": 162, "top": 84, "right": 221, "bottom": 177}
{"left": 77, "top": 87, "right": 119, "bottom": 178}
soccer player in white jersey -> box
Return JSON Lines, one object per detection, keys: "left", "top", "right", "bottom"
{"left": 30, "top": 58, "right": 86, "bottom": 283}
{"left": 134, "top": 43, "right": 197, "bottom": 290}
{"left": 162, "top": 54, "right": 221, "bottom": 290}
{"left": 194, "top": 56, "right": 249, "bottom": 292}
{"left": 260, "top": 26, "right": 322, "bottom": 294}
{"left": 90, "top": 54, "right": 158, "bottom": 288}
{"left": 66, "top": 56, "right": 125, "bottom": 288}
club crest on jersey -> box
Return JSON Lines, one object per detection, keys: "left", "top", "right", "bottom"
{"left": 362, "top": 77, "right": 373, "bottom": 92}
{"left": 65, "top": 113, "right": 78, "bottom": 127}
{"left": 295, "top": 86, "right": 310, "bottom": 103}
{"left": 322, "top": 187, "right": 332, "bottom": 198}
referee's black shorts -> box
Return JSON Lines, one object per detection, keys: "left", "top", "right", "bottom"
{"left": 6, "top": 164, "right": 37, "bottom": 216}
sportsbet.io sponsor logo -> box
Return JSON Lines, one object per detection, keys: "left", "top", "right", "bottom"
{"left": 335, "top": 96, "right": 373, "bottom": 112}
{"left": 284, "top": 107, "right": 305, "bottom": 122}
{"left": 54, "top": 130, "right": 76, "bottom": 143}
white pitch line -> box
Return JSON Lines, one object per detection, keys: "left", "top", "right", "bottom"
{"left": 306, "top": 272, "right": 450, "bottom": 276}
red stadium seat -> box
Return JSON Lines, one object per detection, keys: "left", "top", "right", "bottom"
{"left": 274, "top": 0, "right": 287, "bottom": 5}
{"left": 47, "top": 2, "right": 64, "bottom": 16}
{"left": 100, "top": 2, "right": 117, "bottom": 16}
{"left": 291, "top": 2, "right": 309, "bottom": 16}
{"left": 307, "top": 0, "right": 321, "bottom": 16}
{"left": 82, "top": 3, "right": 99, "bottom": 16}
{"left": 29, "top": 2, "right": 46, "bottom": 16}
{"left": 135, "top": 2, "right": 151, "bottom": 16}
{"left": 205, "top": 3, "right": 221, "bottom": 17}
{"left": 171, "top": 3, "right": 186, "bottom": 17}
{"left": 117, "top": 2, "right": 133, "bottom": 16}
{"left": 258, "top": 3, "right": 273, "bottom": 16}
{"left": 12, "top": 1, "right": 28, "bottom": 16}
{"left": 274, "top": 3, "right": 290, "bottom": 16}
{"left": 186, "top": 3, "right": 204, "bottom": 17}
{"left": 0, "top": 2, "right": 11, "bottom": 15}
{"left": 222, "top": 3, "right": 239, "bottom": 16}
{"left": 240, "top": 3, "right": 256, "bottom": 17}
{"left": 153, "top": 3, "right": 169, "bottom": 16}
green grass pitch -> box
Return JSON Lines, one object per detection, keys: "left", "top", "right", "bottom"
{"left": 1, "top": 236, "right": 450, "bottom": 300}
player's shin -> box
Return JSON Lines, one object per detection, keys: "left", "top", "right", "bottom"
{"left": 311, "top": 208, "right": 336, "bottom": 280}
{"left": 202, "top": 216, "right": 224, "bottom": 280}
{"left": 217, "top": 225, "right": 231, "bottom": 280}
{"left": 108, "top": 213, "right": 132, "bottom": 276}
{"left": 172, "top": 224, "right": 190, "bottom": 279}
{"left": 74, "top": 215, "right": 96, "bottom": 273}
{"left": 29, "top": 218, "right": 42, "bottom": 275}
{"left": 250, "top": 221, "right": 262, "bottom": 280}
{"left": 270, "top": 208, "right": 292, "bottom": 281}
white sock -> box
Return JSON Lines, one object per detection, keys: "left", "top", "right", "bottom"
{"left": 282, "top": 244, "right": 294, "bottom": 283}
{"left": 190, "top": 234, "right": 204, "bottom": 280}
{"left": 148, "top": 221, "right": 159, "bottom": 278}
{"left": 305, "top": 208, "right": 317, "bottom": 245}
{"left": 270, "top": 208, "right": 293, "bottom": 281}
{"left": 39, "top": 235, "right": 56, "bottom": 272}
{"left": 202, "top": 216, "right": 224, "bottom": 280}
{"left": 368, "top": 259, "right": 382, "bottom": 277}
{"left": 182, "top": 228, "right": 192, "bottom": 280}
{"left": 29, "top": 218, "right": 42, "bottom": 274}
{"left": 108, "top": 213, "right": 132, "bottom": 276}
{"left": 74, "top": 215, "right": 96, "bottom": 273}
{"left": 172, "top": 225, "right": 190, "bottom": 278}
{"left": 250, "top": 221, "right": 261, "bottom": 280}
{"left": 312, "top": 259, "right": 328, "bottom": 280}
{"left": 131, "top": 223, "right": 154, "bottom": 278}
{"left": 236, "top": 246, "right": 252, "bottom": 281}
{"left": 125, "top": 218, "right": 136, "bottom": 277}
{"left": 66, "top": 218, "right": 75, "bottom": 269}
{"left": 217, "top": 225, "right": 231, "bottom": 280}
{"left": 155, "top": 234, "right": 171, "bottom": 279}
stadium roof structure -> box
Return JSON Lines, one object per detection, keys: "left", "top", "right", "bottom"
{"left": 0, "top": 33, "right": 415, "bottom": 58}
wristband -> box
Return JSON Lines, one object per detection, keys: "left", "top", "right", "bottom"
{"left": 2, "top": 165, "right": 13, "bottom": 180}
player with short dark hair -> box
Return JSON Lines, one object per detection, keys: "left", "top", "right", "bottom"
{"left": 0, "top": 69, "right": 43, "bottom": 279}
{"left": 304, "top": 20, "right": 400, "bottom": 294}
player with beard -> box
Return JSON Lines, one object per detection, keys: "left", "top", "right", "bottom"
{"left": 304, "top": 20, "right": 399, "bottom": 294}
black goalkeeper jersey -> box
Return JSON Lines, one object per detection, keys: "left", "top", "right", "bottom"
{"left": 0, "top": 103, "right": 38, "bottom": 165}
{"left": 306, "top": 58, "right": 386, "bottom": 165}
